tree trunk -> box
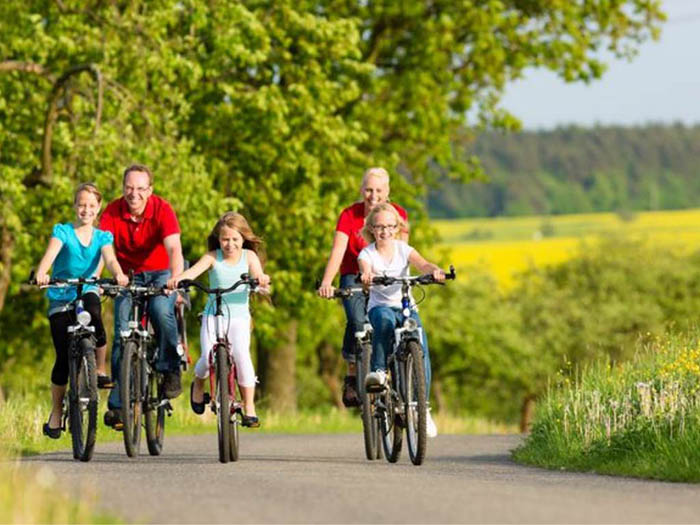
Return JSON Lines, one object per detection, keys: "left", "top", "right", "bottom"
{"left": 0, "top": 222, "right": 14, "bottom": 313}
{"left": 520, "top": 394, "right": 536, "bottom": 433}
{"left": 261, "top": 320, "right": 298, "bottom": 413}
{"left": 316, "top": 339, "right": 343, "bottom": 408}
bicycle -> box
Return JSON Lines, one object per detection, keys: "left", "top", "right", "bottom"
{"left": 176, "top": 273, "right": 259, "bottom": 464}
{"left": 116, "top": 282, "right": 184, "bottom": 457}
{"left": 327, "top": 285, "right": 382, "bottom": 461}
{"left": 29, "top": 273, "right": 119, "bottom": 462}
{"left": 367, "top": 266, "right": 455, "bottom": 465}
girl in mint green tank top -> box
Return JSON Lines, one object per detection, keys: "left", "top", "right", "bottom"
{"left": 169, "top": 212, "right": 270, "bottom": 427}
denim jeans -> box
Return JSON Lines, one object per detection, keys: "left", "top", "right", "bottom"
{"left": 340, "top": 273, "right": 366, "bottom": 363}
{"left": 368, "top": 306, "right": 431, "bottom": 399}
{"left": 108, "top": 270, "right": 179, "bottom": 410}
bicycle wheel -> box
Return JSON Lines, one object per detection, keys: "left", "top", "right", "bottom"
{"left": 359, "top": 342, "right": 380, "bottom": 460}
{"left": 379, "top": 381, "right": 402, "bottom": 463}
{"left": 404, "top": 340, "right": 427, "bottom": 465}
{"left": 215, "top": 345, "right": 231, "bottom": 463}
{"left": 120, "top": 341, "right": 142, "bottom": 457}
{"left": 68, "top": 338, "right": 98, "bottom": 462}
{"left": 145, "top": 370, "right": 165, "bottom": 456}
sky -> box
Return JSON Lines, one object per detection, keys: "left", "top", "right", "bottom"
{"left": 500, "top": 0, "right": 700, "bottom": 130}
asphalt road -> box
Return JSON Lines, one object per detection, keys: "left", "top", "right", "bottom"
{"left": 22, "top": 433, "right": 700, "bottom": 524}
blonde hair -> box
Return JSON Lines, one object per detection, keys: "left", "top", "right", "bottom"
{"left": 73, "top": 182, "right": 102, "bottom": 204}
{"left": 207, "top": 212, "right": 265, "bottom": 266}
{"left": 361, "top": 203, "right": 408, "bottom": 243}
{"left": 361, "top": 167, "right": 390, "bottom": 191}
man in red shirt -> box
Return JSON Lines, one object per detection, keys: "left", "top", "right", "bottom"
{"left": 317, "top": 168, "right": 408, "bottom": 405}
{"left": 100, "top": 164, "right": 185, "bottom": 429}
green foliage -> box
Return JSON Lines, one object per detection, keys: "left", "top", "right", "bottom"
{"left": 430, "top": 124, "right": 700, "bottom": 218}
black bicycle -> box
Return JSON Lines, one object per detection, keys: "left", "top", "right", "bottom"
{"left": 367, "top": 266, "right": 455, "bottom": 465}
{"left": 29, "top": 273, "right": 119, "bottom": 462}
{"left": 328, "top": 285, "right": 382, "bottom": 461}
{"left": 177, "top": 274, "right": 259, "bottom": 463}
{"left": 116, "top": 283, "right": 180, "bottom": 457}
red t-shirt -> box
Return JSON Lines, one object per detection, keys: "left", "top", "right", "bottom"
{"left": 99, "top": 195, "right": 180, "bottom": 274}
{"left": 336, "top": 201, "right": 408, "bottom": 275}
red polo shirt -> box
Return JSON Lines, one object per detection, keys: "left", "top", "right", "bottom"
{"left": 336, "top": 201, "right": 408, "bottom": 275}
{"left": 99, "top": 195, "right": 180, "bottom": 274}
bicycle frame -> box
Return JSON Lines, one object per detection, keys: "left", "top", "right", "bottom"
{"left": 207, "top": 298, "right": 240, "bottom": 418}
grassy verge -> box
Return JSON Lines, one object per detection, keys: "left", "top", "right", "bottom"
{"left": 514, "top": 330, "right": 700, "bottom": 482}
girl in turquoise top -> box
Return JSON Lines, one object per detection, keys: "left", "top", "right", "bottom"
{"left": 169, "top": 212, "right": 270, "bottom": 427}
{"left": 35, "top": 183, "right": 128, "bottom": 439}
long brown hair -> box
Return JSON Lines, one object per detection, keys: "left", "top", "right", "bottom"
{"left": 207, "top": 212, "right": 265, "bottom": 265}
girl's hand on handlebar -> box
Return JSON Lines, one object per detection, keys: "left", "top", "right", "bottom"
{"left": 36, "top": 272, "right": 50, "bottom": 286}
{"left": 433, "top": 269, "right": 446, "bottom": 283}
{"left": 360, "top": 271, "right": 373, "bottom": 286}
{"left": 166, "top": 277, "right": 180, "bottom": 290}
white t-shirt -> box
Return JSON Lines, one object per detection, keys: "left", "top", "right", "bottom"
{"left": 358, "top": 241, "right": 416, "bottom": 311}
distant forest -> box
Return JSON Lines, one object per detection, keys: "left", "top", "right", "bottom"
{"left": 428, "top": 124, "right": 700, "bottom": 218}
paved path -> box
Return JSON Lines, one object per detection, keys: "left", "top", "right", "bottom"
{"left": 22, "top": 433, "right": 700, "bottom": 523}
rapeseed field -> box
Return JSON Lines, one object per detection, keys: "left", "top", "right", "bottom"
{"left": 433, "top": 208, "right": 700, "bottom": 287}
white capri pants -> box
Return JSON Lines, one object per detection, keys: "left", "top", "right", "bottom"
{"left": 195, "top": 315, "right": 256, "bottom": 387}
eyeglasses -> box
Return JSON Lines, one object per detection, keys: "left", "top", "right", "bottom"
{"left": 124, "top": 185, "right": 151, "bottom": 194}
{"left": 373, "top": 224, "right": 397, "bottom": 231}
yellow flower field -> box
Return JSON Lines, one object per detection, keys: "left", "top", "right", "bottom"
{"left": 433, "top": 208, "right": 700, "bottom": 287}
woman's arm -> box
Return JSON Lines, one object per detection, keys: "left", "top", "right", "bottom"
{"left": 318, "top": 231, "right": 349, "bottom": 298}
{"left": 35, "top": 238, "right": 64, "bottom": 285}
{"left": 246, "top": 250, "right": 270, "bottom": 289}
{"left": 101, "top": 245, "right": 129, "bottom": 286}
{"left": 166, "top": 252, "right": 216, "bottom": 289}
{"left": 408, "top": 249, "right": 445, "bottom": 282}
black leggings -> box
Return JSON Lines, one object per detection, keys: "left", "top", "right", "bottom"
{"left": 48, "top": 293, "right": 106, "bottom": 386}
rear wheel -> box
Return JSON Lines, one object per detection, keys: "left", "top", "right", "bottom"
{"left": 379, "top": 375, "right": 402, "bottom": 463}
{"left": 145, "top": 370, "right": 165, "bottom": 456}
{"left": 68, "top": 338, "right": 98, "bottom": 462}
{"left": 120, "top": 341, "right": 142, "bottom": 457}
{"left": 404, "top": 341, "right": 427, "bottom": 466}
{"left": 359, "top": 342, "right": 380, "bottom": 460}
{"left": 215, "top": 345, "right": 231, "bottom": 464}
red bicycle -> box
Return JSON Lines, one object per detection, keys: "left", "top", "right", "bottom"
{"left": 177, "top": 274, "right": 259, "bottom": 463}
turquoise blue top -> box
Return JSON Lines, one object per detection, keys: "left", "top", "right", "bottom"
{"left": 203, "top": 249, "right": 250, "bottom": 319}
{"left": 47, "top": 223, "right": 113, "bottom": 306}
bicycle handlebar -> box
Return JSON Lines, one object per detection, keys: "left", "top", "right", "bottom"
{"left": 176, "top": 273, "right": 259, "bottom": 296}
{"left": 369, "top": 265, "right": 456, "bottom": 287}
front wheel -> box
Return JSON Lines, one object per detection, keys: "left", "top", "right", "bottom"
{"left": 145, "top": 370, "right": 165, "bottom": 456}
{"left": 215, "top": 345, "right": 232, "bottom": 463}
{"left": 404, "top": 341, "right": 427, "bottom": 466}
{"left": 68, "top": 338, "right": 98, "bottom": 462}
{"left": 359, "top": 342, "right": 380, "bottom": 460}
{"left": 120, "top": 341, "right": 142, "bottom": 457}
{"left": 379, "top": 380, "right": 402, "bottom": 463}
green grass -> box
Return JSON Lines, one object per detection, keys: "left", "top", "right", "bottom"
{"left": 514, "top": 330, "right": 700, "bottom": 482}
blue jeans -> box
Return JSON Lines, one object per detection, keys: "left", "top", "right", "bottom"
{"left": 108, "top": 270, "right": 179, "bottom": 410}
{"left": 340, "top": 273, "right": 366, "bottom": 363}
{"left": 368, "top": 306, "right": 431, "bottom": 399}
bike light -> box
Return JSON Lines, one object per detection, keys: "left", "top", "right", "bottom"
{"left": 77, "top": 309, "right": 92, "bottom": 327}
{"left": 403, "top": 318, "right": 418, "bottom": 331}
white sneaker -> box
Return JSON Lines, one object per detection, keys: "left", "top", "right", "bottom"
{"left": 364, "top": 370, "right": 387, "bottom": 392}
{"left": 426, "top": 410, "right": 438, "bottom": 438}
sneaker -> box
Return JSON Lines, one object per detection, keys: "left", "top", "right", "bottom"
{"left": 426, "top": 410, "right": 438, "bottom": 438}
{"left": 103, "top": 409, "right": 123, "bottom": 431}
{"left": 364, "top": 370, "right": 387, "bottom": 393}
{"left": 163, "top": 369, "right": 182, "bottom": 399}
{"left": 341, "top": 375, "right": 361, "bottom": 407}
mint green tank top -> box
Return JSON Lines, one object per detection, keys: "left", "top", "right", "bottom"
{"left": 203, "top": 249, "right": 250, "bottom": 318}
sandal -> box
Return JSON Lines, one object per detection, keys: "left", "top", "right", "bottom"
{"left": 241, "top": 415, "right": 260, "bottom": 428}
{"left": 98, "top": 375, "right": 114, "bottom": 389}
{"left": 42, "top": 421, "right": 62, "bottom": 439}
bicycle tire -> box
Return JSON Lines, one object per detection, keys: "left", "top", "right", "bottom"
{"left": 379, "top": 379, "right": 402, "bottom": 463}
{"left": 359, "top": 342, "right": 380, "bottom": 460}
{"left": 120, "top": 341, "right": 142, "bottom": 457}
{"left": 68, "top": 338, "right": 98, "bottom": 462}
{"left": 145, "top": 369, "right": 165, "bottom": 456}
{"left": 404, "top": 340, "right": 427, "bottom": 465}
{"left": 215, "top": 345, "right": 231, "bottom": 463}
